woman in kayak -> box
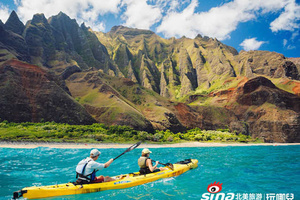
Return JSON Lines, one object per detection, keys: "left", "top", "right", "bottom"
{"left": 75, "top": 149, "right": 115, "bottom": 184}
{"left": 138, "top": 148, "right": 166, "bottom": 174}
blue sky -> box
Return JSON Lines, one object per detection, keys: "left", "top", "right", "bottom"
{"left": 0, "top": 0, "right": 299, "bottom": 57}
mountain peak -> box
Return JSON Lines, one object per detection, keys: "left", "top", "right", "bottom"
{"left": 31, "top": 13, "right": 48, "bottom": 24}
{"left": 109, "top": 25, "right": 154, "bottom": 37}
{"left": 195, "top": 34, "right": 202, "bottom": 39}
{"left": 56, "top": 11, "right": 72, "bottom": 20}
{"left": 58, "top": 11, "right": 66, "bottom": 16}
{"left": 4, "top": 10, "right": 25, "bottom": 35}
{"left": 48, "top": 11, "right": 77, "bottom": 26}
{"left": 110, "top": 25, "right": 126, "bottom": 32}
{"left": 80, "top": 22, "right": 88, "bottom": 30}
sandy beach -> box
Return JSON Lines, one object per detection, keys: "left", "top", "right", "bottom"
{"left": 0, "top": 141, "right": 299, "bottom": 149}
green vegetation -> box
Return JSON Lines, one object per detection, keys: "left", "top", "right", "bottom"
{"left": 272, "top": 78, "right": 297, "bottom": 94}
{"left": 0, "top": 121, "right": 260, "bottom": 144}
{"left": 0, "top": 49, "right": 16, "bottom": 65}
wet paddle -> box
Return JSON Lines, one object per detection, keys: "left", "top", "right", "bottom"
{"left": 113, "top": 141, "right": 142, "bottom": 160}
{"left": 152, "top": 160, "right": 174, "bottom": 170}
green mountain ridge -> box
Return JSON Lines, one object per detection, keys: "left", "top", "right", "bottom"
{"left": 96, "top": 25, "right": 299, "bottom": 100}
{"left": 0, "top": 11, "right": 299, "bottom": 142}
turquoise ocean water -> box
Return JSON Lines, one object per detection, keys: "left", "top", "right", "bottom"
{"left": 0, "top": 145, "right": 299, "bottom": 200}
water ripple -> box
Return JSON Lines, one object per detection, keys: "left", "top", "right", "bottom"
{"left": 0, "top": 146, "right": 299, "bottom": 200}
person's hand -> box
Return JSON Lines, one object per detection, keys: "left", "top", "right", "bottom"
{"left": 104, "top": 158, "right": 114, "bottom": 168}
{"left": 155, "top": 161, "right": 159, "bottom": 165}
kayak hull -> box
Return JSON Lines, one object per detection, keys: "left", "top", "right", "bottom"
{"left": 13, "top": 159, "right": 198, "bottom": 199}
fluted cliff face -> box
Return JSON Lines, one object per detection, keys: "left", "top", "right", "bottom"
{"left": 237, "top": 51, "right": 299, "bottom": 80}
{"left": 0, "top": 59, "right": 96, "bottom": 124}
{"left": 1, "top": 13, "right": 299, "bottom": 99}
{"left": 0, "top": 12, "right": 299, "bottom": 142}
{"left": 0, "top": 19, "right": 29, "bottom": 62}
{"left": 4, "top": 11, "right": 25, "bottom": 35}
{"left": 202, "top": 76, "right": 300, "bottom": 142}
{"left": 23, "top": 14, "right": 56, "bottom": 66}
{"left": 1, "top": 12, "right": 122, "bottom": 77}
{"left": 98, "top": 26, "right": 299, "bottom": 100}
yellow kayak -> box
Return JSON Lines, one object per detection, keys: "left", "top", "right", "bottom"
{"left": 13, "top": 159, "right": 198, "bottom": 199}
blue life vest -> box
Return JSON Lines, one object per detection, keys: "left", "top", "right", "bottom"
{"left": 76, "top": 158, "right": 96, "bottom": 183}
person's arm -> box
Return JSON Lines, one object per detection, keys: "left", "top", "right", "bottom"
{"left": 104, "top": 158, "right": 114, "bottom": 168}
{"left": 146, "top": 159, "right": 159, "bottom": 172}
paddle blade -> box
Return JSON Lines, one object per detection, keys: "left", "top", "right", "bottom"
{"left": 125, "top": 141, "right": 142, "bottom": 152}
{"left": 153, "top": 160, "right": 174, "bottom": 171}
{"left": 166, "top": 163, "right": 174, "bottom": 170}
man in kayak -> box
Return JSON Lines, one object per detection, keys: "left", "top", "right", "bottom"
{"left": 138, "top": 148, "right": 166, "bottom": 174}
{"left": 75, "top": 149, "right": 115, "bottom": 184}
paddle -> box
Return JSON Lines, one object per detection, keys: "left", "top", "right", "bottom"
{"left": 113, "top": 141, "right": 142, "bottom": 160}
{"left": 152, "top": 160, "right": 174, "bottom": 170}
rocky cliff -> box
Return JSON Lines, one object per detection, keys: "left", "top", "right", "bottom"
{"left": 236, "top": 77, "right": 300, "bottom": 142}
{"left": 1, "top": 11, "right": 123, "bottom": 78}
{"left": 0, "top": 19, "right": 29, "bottom": 62}
{"left": 97, "top": 26, "right": 299, "bottom": 100}
{"left": 1, "top": 12, "right": 299, "bottom": 99}
{"left": 0, "top": 59, "right": 96, "bottom": 124}
{"left": 0, "top": 11, "right": 299, "bottom": 142}
{"left": 204, "top": 77, "right": 300, "bottom": 142}
{"left": 4, "top": 10, "right": 25, "bottom": 35}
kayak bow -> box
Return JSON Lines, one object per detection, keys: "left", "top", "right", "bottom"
{"left": 13, "top": 159, "right": 198, "bottom": 199}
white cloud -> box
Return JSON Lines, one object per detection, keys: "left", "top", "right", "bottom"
{"left": 240, "top": 38, "right": 266, "bottom": 51}
{"left": 156, "top": 0, "right": 298, "bottom": 40}
{"left": 156, "top": 0, "right": 199, "bottom": 38}
{"left": 15, "top": 0, "right": 121, "bottom": 31}
{"left": 283, "top": 39, "right": 288, "bottom": 47}
{"left": 155, "top": 0, "right": 186, "bottom": 12}
{"left": 168, "top": 0, "right": 180, "bottom": 12}
{"left": 291, "top": 32, "right": 299, "bottom": 40}
{"left": 83, "top": 20, "right": 106, "bottom": 32}
{"left": 2, "top": 0, "right": 299, "bottom": 41}
{"left": 287, "top": 45, "right": 296, "bottom": 50}
{"left": 121, "top": 0, "right": 162, "bottom": 29}
{"left": 283, "top": 38, "right": 297, "bottom": 50}
{"left": 157, "top": 0, "right": 257, "bottom": 39}
{"left": 0, "top": 3, "right": 10, "bottom": 23}
{"left": 270, "top": 1, "right": 300, "bottom": 32}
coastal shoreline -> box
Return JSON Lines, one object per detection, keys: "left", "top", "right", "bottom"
{"left": 0, "top": 141, "right": 299, "bottom": 149}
